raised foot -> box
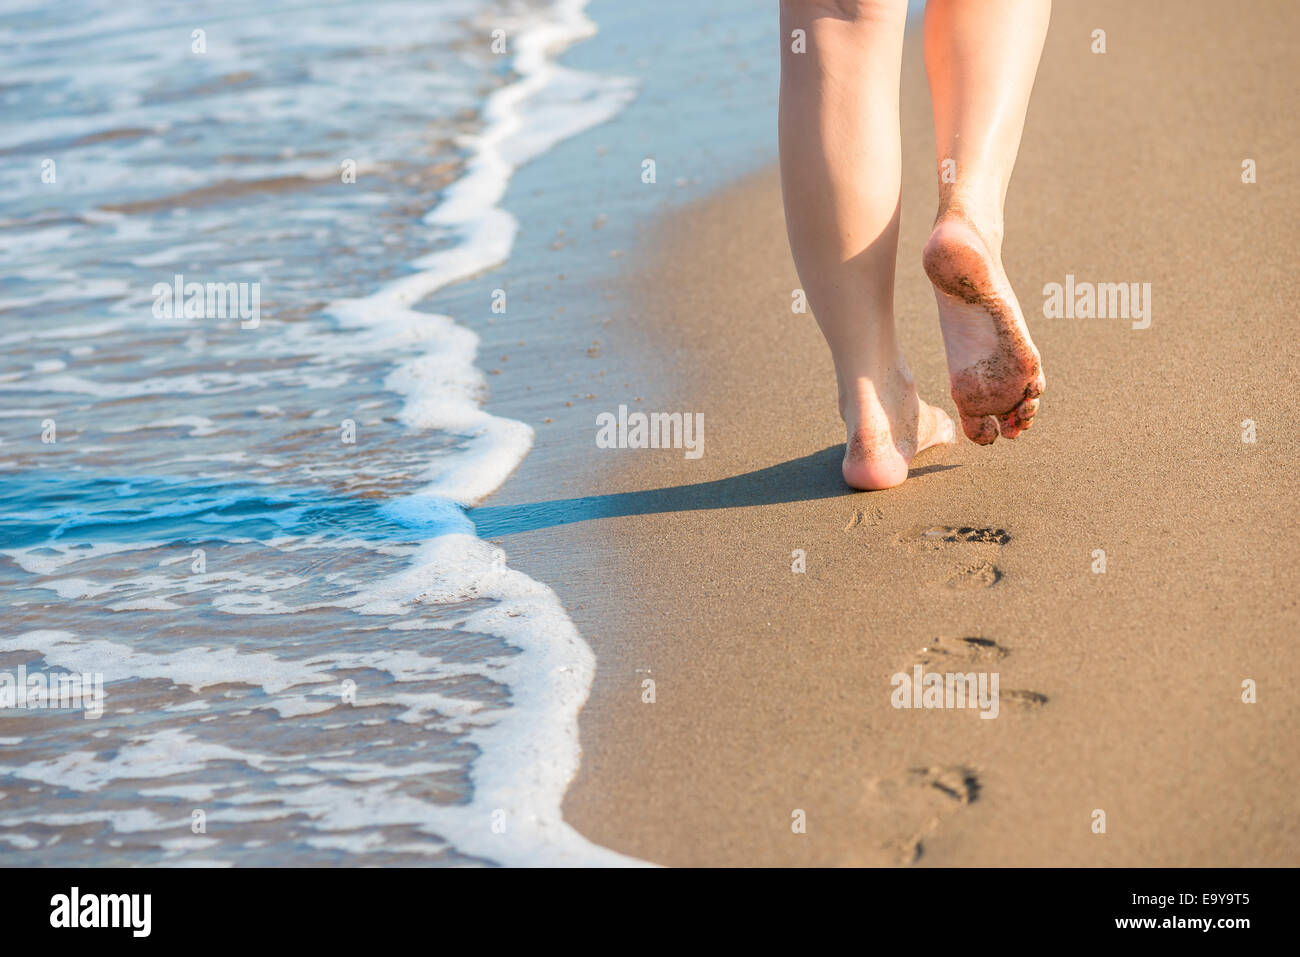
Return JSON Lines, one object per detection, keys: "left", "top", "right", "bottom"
{"left": 923, "top": 216, "right": 1045, "bottom": 444}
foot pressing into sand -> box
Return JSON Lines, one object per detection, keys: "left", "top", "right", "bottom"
{"left": 839, "top": 364, "right": 956, "bottom": 491}
{"left": 923, "top": 212, "right": 1044, "bottom": 444}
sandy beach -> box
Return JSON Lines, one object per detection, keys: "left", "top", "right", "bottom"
{"left": 5, "top": 0, "right": 1292, "bottom": 877}
{"left": 484, "top": 0, "right": 1300, "bottom": 865}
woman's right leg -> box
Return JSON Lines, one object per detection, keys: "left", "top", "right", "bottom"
{"left": 779, "top": 0, "right": 954, "bottom": 491}
{"left": 922, "top": 0, "right": 1050, "bottom": 444}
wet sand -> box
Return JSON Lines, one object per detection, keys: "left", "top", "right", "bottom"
{"left": 484, "top": 0, "right": 1299, "bottom": 865}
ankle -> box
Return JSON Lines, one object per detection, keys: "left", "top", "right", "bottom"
{"left": 836, "top": 363, "right": 915, "bottom": 424}
{"left": 935, "top": 190, "right": 1004, "bottom": 251}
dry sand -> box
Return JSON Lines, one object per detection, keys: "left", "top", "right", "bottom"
{"left": 485, "top": 0, "right": 1299, "bottom": 865}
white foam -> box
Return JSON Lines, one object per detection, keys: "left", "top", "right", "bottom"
{"left": 342, "top": 532, "right": 646, "bottom": 865}
{"left": 105, "top": 416, "right": 221, "bottom": 437}
{"left": 321, "top": 0, "right": 643, "bottom": 865}
{"left": 4, "top": 628, "right": 500, "bottom": 728}
{"left": 324, "top": 0, "right": 636, "bottom": 508}
{"left": 0, "top": 833, "right": 41, "bottom": 850}
{"left": 4, "top": 541, "right": 164, "bottom": 576}
{"left": 0, "top": 0, "right": 646, "bottom": 868}
{"left": 139, "top": 784, "right": 221, "bottom": 801}
{"left": 106, "top": 597, "right": 182, "bottom": 612}
{"left": 2, "top": 631, "right": 335, "bottom": 702}
{"left": 11, "top": 728, "right": 271, "bottom": 793}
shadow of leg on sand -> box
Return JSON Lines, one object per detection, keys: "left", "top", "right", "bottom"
{"left": 469, "top": 446, "right": 961, "bottom": 537}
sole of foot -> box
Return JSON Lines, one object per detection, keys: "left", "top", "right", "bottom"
{"left": 922, "top": 215, "right": 1044, "bottom": 444}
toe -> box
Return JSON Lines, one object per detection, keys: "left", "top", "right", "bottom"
{"left": 998, "top": 411, "right": 1023, "bottom": 439}
{"left": 961, "top": 413, "right": 998, "bottom": 445}
{"left": 1016, "top": 396, "right": 1039, "bottom": 424}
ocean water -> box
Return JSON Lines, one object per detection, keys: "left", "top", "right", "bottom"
{"left": 0, "top": 0, "right": 642, "bottom": 865}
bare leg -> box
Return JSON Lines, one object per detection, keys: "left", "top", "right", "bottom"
{"left": 922, "top": 0, "right": 1050, "bottom": 443}
{"left": 779, "top": 0, "right": 955, "bottom": 491}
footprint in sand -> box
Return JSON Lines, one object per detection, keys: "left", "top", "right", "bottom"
{"left": 914, "top": 635, "right": 1010, "bottom": 667}
{"left": 944, "top": 560, "right": 1002, "bottom": 589}
{"left": 904, "top": 525, "right": 1010, "bottom": 588}
{"left": 857, "top": 641, "right": 1048, "bottom": 865}
{"left": 844, "top": 506, "right": 884, "bottom": 530}
{"left": 919, "top": 525, "right": 1010, "bottom": 546}
{"left": 903, "top": 636, "right": 1050, "bottom": 713}
{"left": 1000, "top": 689, "right": 1049, "bottom": 710}
{"left": 860, "top": 765, "right": 981, "bottom": 865}
{"left": 905, "top": 532, "right": 1049, "bottom": 706}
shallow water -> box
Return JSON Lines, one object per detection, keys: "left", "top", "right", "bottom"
{"left": 0, "top": 0, "right": 639, "bottom": 865}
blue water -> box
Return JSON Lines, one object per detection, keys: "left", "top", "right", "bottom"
{"left": 0, "top": 0, "right": 644, "bottom": 866}
{"left": 0, "top": 0, "right": 796, "bottom": 866}
{"left": 0, "top": 474, "right": 474, "bottom": 547}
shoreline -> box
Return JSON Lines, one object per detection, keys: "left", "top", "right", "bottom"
{"left": 527, "top": 0, "right": 1299, "bottom": 865}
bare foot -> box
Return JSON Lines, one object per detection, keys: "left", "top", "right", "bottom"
{"left": 839, "top": 364, "right": 956, "bottom": 491}
{"left": 922, "top": 212, "right": 1044, "bottom": 444}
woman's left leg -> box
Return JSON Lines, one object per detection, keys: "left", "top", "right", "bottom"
{"left": 779, "top": 0, "right": 955, "bottom": 490}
